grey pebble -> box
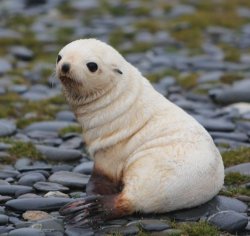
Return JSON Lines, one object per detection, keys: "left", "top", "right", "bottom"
{"left": 169, "top": 195, "right": 247, "bottom": 221}
{"left": 56, "top": 111, "right": 76, "bottom": 122}
{"left": 0, "top": 170, "right": 20, "bottom": 179}
{"left": 31, "top": 218, "right": 64, "bottom": 233}
{"left": 140, "top": 219, "right": 170, "bottom": 231}
{"left": 73, "top": 161, "right": 94, "bottom": 175}
{"left": 207, "top": 210, "right": 248, "bottom": 232}
{"left": 0, "top": 214, "right": 8, "bottom": 225}
{"left": 65, "top": 227, "right": 94, "bottom": 236}
{"left": 36, "top": 145, "right": 82, "bottom": 162}
{"left": 225, "top": 163, "right": 250, "bottom": 176}
{"left": 0, "top": 185, "right": 33, "bottom": 196}
{"left": 9, "top": 228, "right": 45, "bottom": 236}
{"left": 5, "top": 197, "right": 74, "bottom": 211}
{"left": 0, "top": 59, "right": 11, "bottom": 74}
{"left": 33, "top": 181, "right": 69, "bottom": 192}
{"left": 18, "top": 173, "right": 46, "bottom": 186}
{"left": 24, "top": 121, "right": 78, "bottom": 133}
{"left": 49, "top": 171, "right": 89, "bottom": 188}
{"left": 9, "top": 46, "right": 34, "bottom": 61}
{"left": 0, "top": 120, "right": 16, "bottom": 137}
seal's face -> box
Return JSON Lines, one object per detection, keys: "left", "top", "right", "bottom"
{"left": 56, "top": 39, "right": 124, "bottom": 103}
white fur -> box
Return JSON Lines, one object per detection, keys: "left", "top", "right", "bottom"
{"left": 56, "top": 39, "right": 224, "bottom": 213}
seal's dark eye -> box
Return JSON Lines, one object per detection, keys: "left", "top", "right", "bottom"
{"left": 57, "top": 55, "right": 62, "bottom": 64}
{"left": 86, "top": 62, "right": 98, "bottom": 72}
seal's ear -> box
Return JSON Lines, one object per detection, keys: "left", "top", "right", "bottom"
{"left": 113, "top": 68, "right": 123, "bottom": 75}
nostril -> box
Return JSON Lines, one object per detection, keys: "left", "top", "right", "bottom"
{"left": 61, "top": 63, "right": 70, "bottom": 73}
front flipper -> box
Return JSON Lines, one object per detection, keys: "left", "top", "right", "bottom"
{"left": 59, "top": 195, "right": 105, "bottom": 228}
{"left": 59, "top": 193, "right": 133, "bottom": 228}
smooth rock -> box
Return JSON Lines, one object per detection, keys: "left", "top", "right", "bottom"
{"left": 208, "top": 210, "right": 248, "bottom": 232}
{"left": 65, "top": 227, "right": 94, "bottom": 236}
{"left": 210, "top": 131, "right": 248, "bottom": 142}
{"left": 26, "top": 130, "right": 58, "bottom": 140}
{"left": 49, "top": 171, "right": 89, "bottom": 188}
{"left": 59, "top": 137, "right": 83, "bottom": 149}
{"left": 24, "top": 121, "right": 77, "bottom": 133}
{"left": 0, "top": 185, "right": 33, "bottom": 196}
{"left": 23, "top": 210, "right": 50, "bottom": 221}
{"left": 73, "top": 162, "right": 94, "bottom": 175}
{"left": 33, "top": 181, "right": 69, "bottom": 192}
{"left": 209, "top": 79, "right": 250, "bottom": 105}
{"left": 100, "top": 225, "right": 139, "bottom": 236}
{"left": 0, "top": 120, "right": 16, "bottom": 137}
{"left": 140, "top": 219, "right": 170, "bottom": 231}
{"left": 0, "top": 214, "right": 8, "bottom": 225}
{"left": 10, "top": 46, "right": 34, "bottom": 61}
{"left": 0, "top": 226, "right": 15, "bottom": 234}
{"left": 9, "top": 228, "right": 45, "bottom": 236}
{"left": 225, "top": 163, "right": 250, "bottom": 176}
{"left": 169, "top": 195, "right": 247, "bottom": 221}
{"left": 36, "top": 145, "right": 82, "bottom": 162}
{"left": 18, "top": 173, "right": 46, "bottom": 186}
{"left": 31, "top": 218, "right": 64, "bottom": 232}
{"left": 0, "top": 59, "right": 11, "bottom": 74}
{"left": 0, "top": 170, "right": 20, "bottom": 179}
{"left": 5, "top": 197, "right": 74, "bottom": 211}
{"left": 56, "top": 111, "right": 76, "bottom": 122}
{"left": 194, "top": 116, "right": 235, "bottom": 131}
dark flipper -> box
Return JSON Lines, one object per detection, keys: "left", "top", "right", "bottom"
{"left": 59, "top": 195, "right": 104, "bottom": 228}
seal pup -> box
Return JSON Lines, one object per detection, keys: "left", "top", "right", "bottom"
{"left": 56, "top": 39, "right": 224, "bottom": 227}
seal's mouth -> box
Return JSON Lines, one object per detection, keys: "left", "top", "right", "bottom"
{"left": 59, "top": 76, "right": 82, "bottom": 86}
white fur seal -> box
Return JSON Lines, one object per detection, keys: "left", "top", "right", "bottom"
{"left": 56, "top": 39, "right": 224, "bottom": 226}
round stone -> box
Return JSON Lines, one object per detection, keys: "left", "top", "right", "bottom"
{"left": 48, "top": 171, "right": 89, "bottom": 188}
{"left": 208, "top": 210, "right": 248, "bottom": 232}
{"left": 33, "top": 181, "right": 69, "bottom": 192}
{"left": 18, "top": 173, "right": 46, "bottom": 186}
{"left": 0, "top": 120, "right": 16, "bottom": 137}
{"left": 0, "top": 214, "right": 8, "bottom": 225}
{"left": 9, "top": 228, "right": 45, "bottom": 236}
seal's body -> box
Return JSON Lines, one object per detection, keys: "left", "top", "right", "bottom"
{"left": 56, "top": 39, "right": 224, "bottom": 226}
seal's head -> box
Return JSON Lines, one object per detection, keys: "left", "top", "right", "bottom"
{"left": 56, "top": 39, "right": 125, "bottom": 104}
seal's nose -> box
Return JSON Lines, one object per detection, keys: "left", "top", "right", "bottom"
{"left": 61, "top": 63, "right": 70, "bottom": 73}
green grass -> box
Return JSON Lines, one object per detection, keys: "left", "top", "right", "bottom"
{"left": 220, "top": 73, "right": 244, "bottom": 84}
{"left": 224, "top": 172, "right": 250, "bottom": 185}
{"left": 176, "top": 73, "right": 199, "bottom": 90}
{"left": 0, "top": 140, "right": 44, "bottom": 164}
{"left": 173, "top": 221, "right": 220, "bottom": 236}
{"left": 220, "top": 186, "right": 250, "bottom": 197}
{"left": 222, "top": 147, "right": 250, "bottom": 167}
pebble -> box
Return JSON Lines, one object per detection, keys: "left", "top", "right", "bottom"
{"left": 169, "top": 195, "right": 247, "bottom": 221}
{"left": 140, "top": 219, "right": 170, "bottom": 231}
{"left": 56, "top": 111, "right": 76, "bottom": 122}
{"left": 0, "top": 120, "right": 16, "bottom": 137}
{"left": 36, "top": 145, "right": 82, "bottom": 162}
{"left": 0, "top": 170, "right": 20, "bottom": 179}
{"left": 22, "top": 211, "right": 50, "bottom": 221}
{"left": 0, "top": 214, "right": 8, "bottom": 225}
{"left": 24, "top": 121, "right": 78, "bottom": 133}
{"left": 8, "top": 228, "right": 45, "bottom": 236}
{"left": 18, "top": 173, "right": 46, "bottom": 186}
{"left": 59, "top": 136, "right": 83, "bottom": 149}
{"left": 65, "top": 227, "right": 94, "bottom": 236}
{"left": 5, "top": 197, "right": 74, "bottom": 211}
{"left": 44, "top": 191, "right": 69, "bottom": 198}
{"left": 31, "top": 218, "right": 64, "bottom": 233}
{"left": 194, "top": 116, "right": 235, "bottom": 132}
{"left": 9, "top": 46, "right": 34, "bottom": 61}
{"left": 0, "top": 185, "right": 33, "bottom": 196}
{"left": 225, "top": 163, "right": 250, "bottom": 176}
{"left": 33, "top": 181, "right": 69, "bottom": 192}
{"left": 207, "top": 210, "right": 248, "bottom": 232}
{"left": 73, "top": 161, "right": 94, "bottom": 175}
{"left": 49, "top": 171, "right": 89, "bottom": 188}
{"left": 0, "top": 59, "right": 11, "bottom": 74}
